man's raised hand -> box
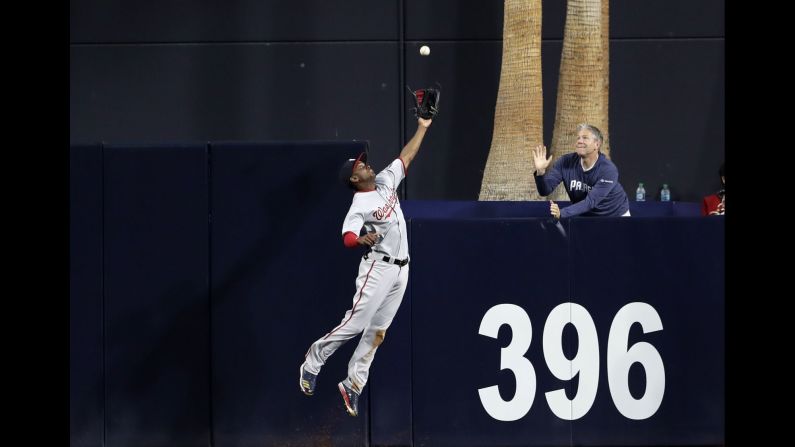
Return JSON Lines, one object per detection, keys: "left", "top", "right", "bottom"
{"left": 533, "top": 145, "right": 552, "bottom": 175}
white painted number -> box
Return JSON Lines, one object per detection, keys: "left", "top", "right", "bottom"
{"left": 607, "top": 302, "right": 665, "bottom": 420}
{"left": 477, "top": 304, "right": 536, "bottom": 421}
{"left": 478, "top": 302, "right": 664, "bottom": 421}
{"left": 543, "top": 303, "right": 599, "bottom": 420}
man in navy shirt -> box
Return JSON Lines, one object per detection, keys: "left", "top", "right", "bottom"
{"left": 533, "top": 124, "right": 630, "bottom": 218}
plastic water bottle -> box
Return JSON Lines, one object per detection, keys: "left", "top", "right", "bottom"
{"left": 660, "top": 184, "right": 671, "bottom": 202}
{"left": 635, "top": 182, "right": 646, "bottom": 201}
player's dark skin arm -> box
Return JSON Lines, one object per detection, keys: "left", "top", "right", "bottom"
{"left": 353, "top": 118, "right": 430, "bottom": 247}
{"left": 400, "top": 118, "right": 432, "bottom": 170}
{"left": 358, "top": 232, "right": 379, "bottom": 246}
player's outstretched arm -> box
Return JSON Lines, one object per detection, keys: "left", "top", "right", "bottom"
{"left": 400, "top": 118, "right": 432, "bottom": 170}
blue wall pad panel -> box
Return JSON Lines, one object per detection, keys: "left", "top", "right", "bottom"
{"left": 70, "top": 144, "right": 105, "bottom": 447}
{"left": 409, "top": 219, "right": 573, "bottom": 447}
{"left": 568, "top": 217, "right": 724, "bottom": 446}
{"left": 103, "top": 144, "right": 210, "bottom": 447}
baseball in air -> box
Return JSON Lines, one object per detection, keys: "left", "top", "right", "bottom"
{"left": 420, "top": 45, "right": 430, "bottom": 56}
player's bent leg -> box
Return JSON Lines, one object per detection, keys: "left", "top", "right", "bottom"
{"left": 346, "top": 264, "right": 409, "bottom": 392}
{"left": 303, "top": 259, "right": 398, "bottom": 393}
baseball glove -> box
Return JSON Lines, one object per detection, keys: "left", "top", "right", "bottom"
{"left": 410, "top": 87, "right": 440, "bottom": 120}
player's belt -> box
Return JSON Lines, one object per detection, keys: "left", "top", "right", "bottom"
{"left": 364, "top": 252, "right": 409, "bottom": 267}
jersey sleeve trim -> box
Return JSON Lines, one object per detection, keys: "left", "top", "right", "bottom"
{"left": 343, "top": 231, "right": 359, "bottom": 248}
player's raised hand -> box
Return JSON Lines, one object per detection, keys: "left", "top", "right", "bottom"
{"left": 549, "top": 200, "right": 561, "bottom": 220}
{"left": 358, "top": 232, "right": 380, "bottom": 246}
{"left": 533, "top": 144, "right": 552, "bottom": 175}
{"left": 418, "top": 117, "right": 432, "bottom": 128}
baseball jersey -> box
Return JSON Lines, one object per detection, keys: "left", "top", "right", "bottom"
{"left": 534, "top": 152, "right": 629, "bottom": 217}
{"left": 342, "top": 158, "right": 409, "bottom": 260}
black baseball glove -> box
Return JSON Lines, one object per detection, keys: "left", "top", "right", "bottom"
{"left": 410, "top": 87, "right": 440, "bottom": 120}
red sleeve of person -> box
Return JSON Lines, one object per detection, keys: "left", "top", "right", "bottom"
{"left": 701, "top": 162, "right": 725, "bottom": 216}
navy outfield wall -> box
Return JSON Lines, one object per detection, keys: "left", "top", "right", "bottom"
{"left": 102, "top": 144, "right": 210, "bottom": 447}
{"left": 409, "top": 219, "right": 573, "bottom": 447}
{"left": 70, "top": 141, "right": 372, "bottom": 447}
{"left": 406, "top": 217, "right": 724, "bottom": 447}
{"left": 567, "top": 218, "right": 724, "bottom": 445}
{"left": 70, "top": 143, "right": 724, "bottom": 446}
{"left": 70, "top": 145, "right": 104, "bottom": 447}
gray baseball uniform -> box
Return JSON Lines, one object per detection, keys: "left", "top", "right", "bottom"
{"left": 303, "top": 158, "right": 409, "bottom": 394}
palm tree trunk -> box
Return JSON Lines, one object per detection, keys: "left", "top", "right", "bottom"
{"left": 547, "top": 0, "right": 610, "bottom": 201}
{"left": 601, "top": 0, "right": 610, "bottom": 156}
{"left": 479, "top": 0, "right": 544, "bottom": 201}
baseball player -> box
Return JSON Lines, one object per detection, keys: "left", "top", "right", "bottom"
{"left": 300, "top": 117, "right": 433, "bottom": 417}
{"left": 533, "top": 123, "right": 630, "bottom": 219}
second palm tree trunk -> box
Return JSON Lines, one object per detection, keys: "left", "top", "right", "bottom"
{"left": 547, "top": 0, "right": 610, "bottom": 201}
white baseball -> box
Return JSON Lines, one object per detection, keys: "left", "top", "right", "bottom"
{"left": 420, "top": 45, "right": 430, "bottom": 56}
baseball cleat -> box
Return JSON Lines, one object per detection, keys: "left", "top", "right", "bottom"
{"left": 299, "top": 363, "right": 317, "bottom": 396}
{"left": 338, "top": 381, "right": 359, "bottom": 417}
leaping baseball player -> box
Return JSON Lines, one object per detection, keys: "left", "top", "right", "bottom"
{"left": 299, "top": 116, "right": 433, "bottom": 417}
